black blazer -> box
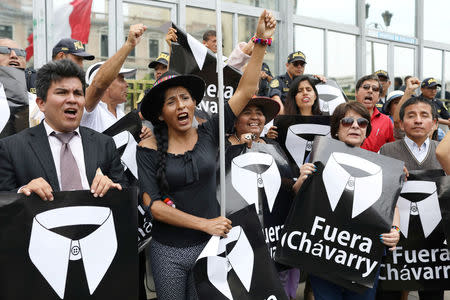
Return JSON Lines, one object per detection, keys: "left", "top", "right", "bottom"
{"left": 0, "top": 123, "right": 125, "bottom": 192}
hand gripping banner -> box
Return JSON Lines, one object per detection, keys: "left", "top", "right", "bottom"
{"left": 379, "top": 169, "right": 450, "bottom": 291}
{"left": 275, "top": 136, "right": 404, "bottom": 292}
{"left": 0, "top": 189, "right": 138, "bottom": 300}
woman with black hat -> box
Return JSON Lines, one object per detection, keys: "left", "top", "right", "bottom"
{"left": 137, "top": 10, "right": 276, "bottom": 300}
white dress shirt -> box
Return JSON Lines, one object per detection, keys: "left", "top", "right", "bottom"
{"left": 43, "top": 120, "right": 90, "bottom": 190}
{"left": 81, "top": 101, "right": 125, "bottom": 133}
{"left": 404, "top": 135, "right": 430, "bottom": 163}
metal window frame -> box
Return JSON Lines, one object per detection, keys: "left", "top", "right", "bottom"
{"left": 29, "top": 0, "right": 450, "bottom": 94}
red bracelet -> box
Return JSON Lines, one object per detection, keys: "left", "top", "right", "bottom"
{"left": 391, "top": 225, "right": 400, "bottom": 232}
{"left": 251, "top": 36, "right": 272, "bottom": 46}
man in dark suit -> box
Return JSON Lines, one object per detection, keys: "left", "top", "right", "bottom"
{"left": 0, "top": 59, "right": 123, "bottom": 200}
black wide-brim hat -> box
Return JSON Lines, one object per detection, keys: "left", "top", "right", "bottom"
{"left": 245, "top": 96, "right": 280, "bottom": 124}
{"left": 141, "top": 71, "right": 205, "bottom": 123}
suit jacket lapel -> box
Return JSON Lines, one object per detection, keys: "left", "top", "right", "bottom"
{"left": 80, "top": 127, "right": 97, "bottom": 185}
{"left": 28, "top": 123, "right": 60, "bottom": 191}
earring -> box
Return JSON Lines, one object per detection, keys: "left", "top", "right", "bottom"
{"left": 158, "top": 116, "right": 164, "bottom": 121}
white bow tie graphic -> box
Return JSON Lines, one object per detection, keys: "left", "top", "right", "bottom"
{"left": 323, "top": 152, "right": 383, "bottom": 218}
{"left": 197, "top": 226, "right": 254, "bottom": 300}
{"left": 28, "top": 206, "right": 117, "bottom": 299}
{"left": 397, "top": 180, "right": 442, "bottom": 238}
{"left": 231, "top": 152, "right": 281, "bottom": 214}
{"left": 316, "top": 84, "right": 346, "bottom": 114}
{"left": 285, "top": 123, "right": 330, "bottom": 167}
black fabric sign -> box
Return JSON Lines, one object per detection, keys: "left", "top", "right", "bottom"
{"left": 316, "top": 79, "right": 348, "bottom": 115}
{"left": 275, "top": 136, "right": 404, "bottom": 291}
{"left": 274, "top": 115, "right": 331, "bottom": 169}
{"left": 223, "top": 143, "right": 295, "bottom": 261}
{"left": 169, "top": 23, "right": 242, "bottom": 117}
{"left": 379, "top": 170, "right": 450, "bottom": 291}
{"left": 102, "top": 115, "right": 152, "bottom": 252}
{"left": 0, "top": 66, "right": 29, "bottom": 138}
{"left": 0, "top": 189, "right": 138, "bottom": 300}
{"left": 102, "top": 110, "right": 142, "bottom": 148}
{"left": 194, "top": 205, "right": 288, "bottom": 300}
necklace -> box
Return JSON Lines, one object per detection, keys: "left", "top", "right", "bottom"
{"left": 234, "top": 133, "right": 241, "bottom": 142}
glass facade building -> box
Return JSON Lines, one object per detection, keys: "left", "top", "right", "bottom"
{"left": 1, "top": 0, "right": 450, "bottom": 99}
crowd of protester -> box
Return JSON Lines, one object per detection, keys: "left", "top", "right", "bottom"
{"left": 0, "top": 7, "right": 449, "bottom": 300}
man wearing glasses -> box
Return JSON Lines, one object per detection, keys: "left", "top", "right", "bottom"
{"left": 355, "top": 74, "right": 395, "bottom": 152}
{"left": 419, "top": 77, "right": 450, "bottom": 127}
{"left": 0, "top": 38, "right": 26, "bottom": 69}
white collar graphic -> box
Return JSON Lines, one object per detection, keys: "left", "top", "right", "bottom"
{"left": 187, "top": 32, "right": 207, "bottom": 70}
{"left": 197, "top": 226, "right": 254, "bottom": 300}
{"left": 0, "top": 82, "right": 10, "bottom": 133}
{"left": 316, "top": 84, "right": 346, "bottom": 115}
{"left": 323, "top": 152, "right": 383, "bottom": 218}
{"left": 28, "top": 206, "right": 117, "bottom": 299}
{"left": 112, "top": 131, "right": 138, "bottom": 179}
{"left": 397, "top": 180, "right": 441, "bottom": 238}
{"left": 231, "top": 152, "right": 281, "bottom": 214}
{"left": 285, "top": 124, "right": 330, "bottom": 167}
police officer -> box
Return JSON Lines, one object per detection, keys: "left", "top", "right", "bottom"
{"left": 420, "top": 77, "right": 450, "bottom": 127}
{"left": 148, "top": 52, "right": 169, "bottom": 80}
{"left": 269, "top": 51, "right": 323, "bottom": 104}
{"left": 52, "top": 38, "right": 95, "bottom": 67}
{"left": 374, "top": 69, "right": 391, "bottom": 115}
{"left": 258, "top": 62, "right": 273, "bottom": 97}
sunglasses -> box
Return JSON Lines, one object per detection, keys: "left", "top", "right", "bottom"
{"left": 340, "top": 117, "right": 369, "bottom": 129}
{"left": 361, "top": 84, "right": 380, "bottom": 92}
{"left": 0, "top": 46, "right": 26, "bottom": 57}
{"left": 292, "top": 61, "right": 305, "bottom": 67}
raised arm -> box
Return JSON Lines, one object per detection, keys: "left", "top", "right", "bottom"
{"left": 85, "top": 24, "right": 147, "bottom": 112}
{"left": 436, "top": 130, "right": 450, "bottom": 174}
{"left": 393, "top": 77, "right": 420, "bottom": 125}
{"left": 228, "top": 10, "right": 276, "bottom": 116}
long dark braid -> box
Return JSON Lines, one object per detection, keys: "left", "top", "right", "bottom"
{"left": 153, "top": 120, "right": 170, "bottom": 197}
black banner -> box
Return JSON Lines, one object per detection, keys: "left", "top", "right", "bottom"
{"left": 194, "top": 205, "right": 288, "bottom": 300}
{"left": 102, "top": 110, "right": 142, "bottom": 146}
{"left": 169, "top": 23, "right": 242, "bottom": 117}
{"left": 379, "top": 170, "right": 450, "bottom": 291}
{"left": 0, "top": 189, "right": 138, "bottom": 300}
{"left": 275, "top": 136, "right": 404, "bottom": 291}
{"left": 274, "top": 115, "right": 331, "bottom": 169}
{"left": 102, "top": 113, "right": 152, "bottom": 252}
{"left": 316, "top": 79, "right": 348, "bottom": 115}
{"left": 223, "top": 143, "right": 295, "bottom": 261}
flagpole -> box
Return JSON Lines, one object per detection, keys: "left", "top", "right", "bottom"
{"left": 215, "top": 0, "right": 226, "bottom": 217}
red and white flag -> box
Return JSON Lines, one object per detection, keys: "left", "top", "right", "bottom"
{"left": 26, "top": 0, "right": 93, "bottom": 61}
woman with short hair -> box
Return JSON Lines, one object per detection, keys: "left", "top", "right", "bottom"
{"left": 297, "top": 102, "right": 400, "bottom": 300}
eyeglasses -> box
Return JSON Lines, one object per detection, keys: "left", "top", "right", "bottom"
{"left": 340, "top": 117, "right": 369, "bottom": 129}
{"left": 425, "top": 86, "right": 440, "bottom": 91}
{"left": 361, "top": 84, "right": 380, "bottom": 92}
{"left": 0, "top": 46, "right": 26, "bottom": 57}
{"left": 292, "top": 61, "right": 305, "bottom": 67}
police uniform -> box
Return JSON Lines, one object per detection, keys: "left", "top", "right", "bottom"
{"left": 257, "top": 62, "right": 273, "bottom": 97}
{"left": 420, "top": 77, "right": 450, "bottom": 120}
{"left": 422, "top": 96, "right": 450, "bottom": 119}
{"left": 268, "top": 72, "right": 293, "bottom": 103}
{"left": 375, "top": 96, "right": 387, "bottom": 115}
{"left": 269, "top": 51, "right": 307, "bottom": 103}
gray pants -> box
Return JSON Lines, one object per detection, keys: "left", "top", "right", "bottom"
{"left": 149, "top": 239, "right": 206, "bottom": 300}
